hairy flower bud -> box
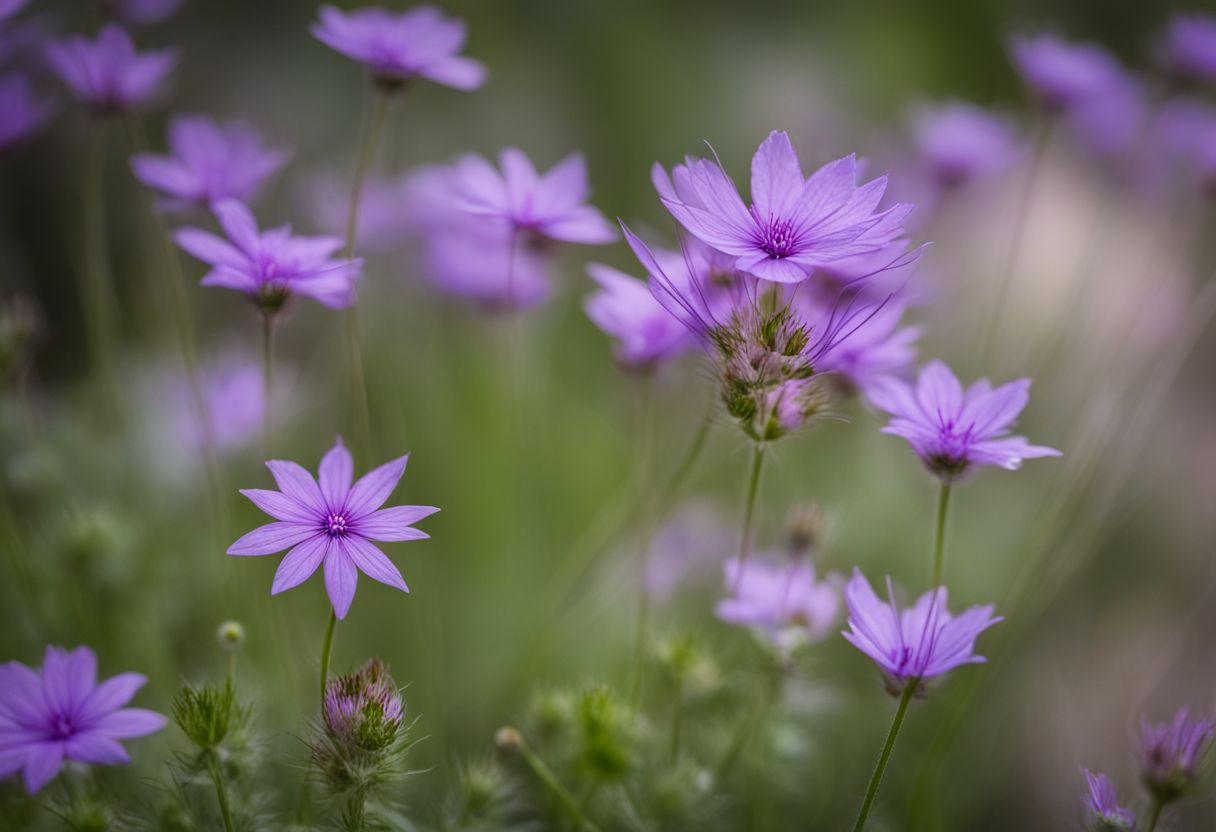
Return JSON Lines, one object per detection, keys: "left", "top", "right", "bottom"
{"left": 322, "top": 658, "right": 405, "bottom": 754}
{"left": 172, "top": 681, "right": 240, "bottom": 750}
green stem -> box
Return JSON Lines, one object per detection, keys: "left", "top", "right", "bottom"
{"left": 342, "top": 89, "right": 391, "bottom": 460}
{"left": 517, "top": 737, "right": 600, "bottom": 832}
{"left": 261, "top": 312, "right": 275, "bottom": 458}
{"left": 629, "top": 375, "right": 655, "bottom": 704}
{"left": 851, "top": 680, "right": 917, "bottom": 832}
{"left": 656, "top": 404, "right": 713, "bottom": 514}
{"left": 319, "top": 609, "right": 337, "bottom": 703}
{"left": 206, "top": 750, "right": 236, "bottom": 832}
{"left": 733, "top": 443, "right": 766, "bottom": 591}
{"left": 930, "top": 482, "right": 953, "bottom": 589}
{"left": 1144, "top": 799, "right": 1163, "bottom": 832}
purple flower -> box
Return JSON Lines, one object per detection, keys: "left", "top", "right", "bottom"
{"left": 870, "top": 360, "right": 1060, "bottom": 483}
{"left": 99, "top": 0, "right": 184, "bottom": 26}
{"left": 452, "top": 148, "right": 616, "bottom": 245}
{"left": 653, "top": 130, "right": 912, "bottom": 283}
{"left": 841, "top": 568, "right": 1001, "bottom": 692}
{"left": 644, "top": 501, "right": 735, "bottom": 601}
{"left": 1154, "top": 99, "right": 1216, "bottom": 192}
{"left": 908, "top": 100, "right": 1019, "bottom": 190}
{"left": 311, "top": 4, "right": 485, "bottom": 92}
{"left": 1066, "top": 71, "right": 1146, "bottom": 161}
{"left": 1161, "top": 14, "right": 1216, "bottom": 84}
{"left": 0, "top": 0, "right": 26, "bottom": 24}
{"left": 228, "top": 437, "right": 439, "bottom": 619}
{"left": 1009, "top": 35, "right": 1124, "bottom": 114}
{"left": 584, "top": 263, "right": 691, "bottom": 369}
{"left": 45, "top": 24, "right": 175, "bottom": 114}
{"left": 1137, "top": 707, "right": 1215, "bottom": 803}
{"left": 321, "top": 658, "right": 404, "bottom": 752}
{"left": 1081, "top": 769, "right": 1136, "bottom": 830}
{"left": 175, "top": 200, "right": 362, "bottom": 311}
{"left": 716, "top": 557, "right": 840, "bottom": 643}
{"left": 131, "top": 114, "right": 291, "bottom": 209}
{"left": 0, "top": 645, "right": 166, "bottom": 794}
{"left": 0, "top": 73, "right": 54, "bottom": 151}
{"left": 421, "top": 221, "right": 552, "bottom": 312}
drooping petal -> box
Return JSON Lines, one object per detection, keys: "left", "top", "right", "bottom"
{"left": 227, "top": 521, "right": 317, "bottom": 556}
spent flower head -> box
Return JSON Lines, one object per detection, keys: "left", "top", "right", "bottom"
{"left": 1081, "top": 769, "right": 1136, "bottom": 831}
{"left": 131, "top": 114, "right": 291, "bottom": 209}
{"left": 0, "top": 645, "right": 166, "bottom": 793}
{"left": 176, "top": 199, "right": 362, "bottom": 312}
{"left": 841, "top": 569, "right": 1001, "bottom": 694}
{"left": 1137, "top": 706, "right": 1215, "bottom": 805}
{"left": 228, "top": 436, "right": 438, "bottom": 619}
{"left": 871, "top": 360, "right": 1060, "bottom": 483}
{"left": 45, "top": 24, "right": 175, "bottom": 115}
{"left": 312, "top": 4, "right": 485, "bottom": 92}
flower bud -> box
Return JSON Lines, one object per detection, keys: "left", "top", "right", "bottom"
{"left": 216, "top": 620, "right": 245, "bottom": 652}
{"left": 321, "top": 658, "right": 405, "bottom": 754}
{"left": 493, "top": 726, "right": 522, "bottom": 754}
{"left": 1138, "top": 707, "right": 1215, "bottom": 805}
{"left": 171, "top": 682, "right": 239, "bottom": 750}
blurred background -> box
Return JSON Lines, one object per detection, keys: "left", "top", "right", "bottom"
{"left": 1, "top": 0, "right": 1215, "bottom": 828}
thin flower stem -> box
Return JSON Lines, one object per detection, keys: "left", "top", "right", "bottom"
{"left": 319, "top": 609, "right": 338, "bottom": 704}
{"left": 517, "top": 736, "right": 600, "bottom": 832}
{"left": 629, "top": 374, "right": 655, "bottom": 705}
{"left": 80, "top": 123, "right": 121, "bottom": 418}
{"left": 656, "top": 403, "right": 714, "bottom": 514}
{"left": 261, "top": 312, "right": 276, "bottom": 458}
{"left": 733, "top": 442, "right": 766, "bottom": 592}
{"left": 341, "top": 89, "right": 392, "bottom": 460}
{"left": 930, "top": 482, "right": 953, "bottom": 589}
{"left": 851, "top": 680, "right": 918, "bottom": 832}
{"left": 206, "top": 750, "right": 236, "bottom": 832}
{"left": 1144, "top": 798, "right": 1163, "bottom": 832}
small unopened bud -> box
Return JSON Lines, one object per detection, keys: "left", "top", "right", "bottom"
{"left": 494, "top": 726, "right": 522, "bottom": 753}
{"left": 216, "top": 621, "right": 245, "bottom": 652}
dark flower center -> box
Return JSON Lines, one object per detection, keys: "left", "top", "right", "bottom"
{"left": 325, "top": 513, "right": 350, "bottom": 538}
{"left": 759, "top": 218, "right": 797, "bottom": 259}
{"left": 53, "top": 714, "right": 75, "bottom": 739}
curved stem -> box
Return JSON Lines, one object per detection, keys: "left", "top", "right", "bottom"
{"left": 206, "top": 750, "right": 236, "bottom": 832}
{"left": 930, "top": 482, "right": 953, "bottom": 590}
{"left": 319, "top": 609, "right": 338, "bottom": 704}
{"left": 1144, "top": 799, "right": 1163, "bottom": 832}
{"left": 341, "top": 90, "right": 392, "bottom": 460}
{"left": 851, "top": 681, "right": 917, "bottom": 832}
{"left": 261, "top": 312, "right": 276, "bottom": 458}
{"left": 517, "top": 736, "right": 600, "bottom": 832}
{"left": 733, "top": 443, "right": 766, "bottom": 592}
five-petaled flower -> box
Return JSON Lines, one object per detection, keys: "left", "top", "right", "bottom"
{"left": 131, "top": 114, "right": 291, "bottom": 209}
{"left": 312, "top": 4, "right": 486, "bottom": 92}
{"left": 0, "top": 645, "right": 166, "bottom": 794}
{"left": 176, "top": 200, "right": 362, "bottom": 312}
{"left": 1080, "top": 769, "right": 1136, "bottom": 831}
{"left": 653, "top": 130, "right": 911, "bottom": 284}
{"left": 229, "top": 437, "right": 439, "bottom": 619}
{"left": 871, "top": 360, "right": 1060, "bottom": 483}
{"left": 45, "top": 24, "right": 176, "bottom": 114}
{"left": 841, "top": 568, "right": 1001, "bottom": 694}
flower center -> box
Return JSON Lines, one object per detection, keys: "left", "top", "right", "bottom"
{"left": 325, "top": 513, "right": 350, "bottom": 538}
{"left": 759, "top": 218, "right": 797, "bottom": 259}
{"left": 54, "top": 714, "right": 74, "bottom": 739}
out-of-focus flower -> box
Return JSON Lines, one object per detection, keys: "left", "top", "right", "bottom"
{"left": 99, "top": 0, "right": 184, "bottom": 26}
{"left": 176, "top": 200, "right": 361, "bottom": 311}
{"left": 1160, "top": 14, "right": 1216, "bottom": 85}
{"left": 1066, "top": 71, "right": 1146, "bottom": 161}
{"left": 131, "top": 114, "right": 290, "bottom": 209}
{"left": 841, "top": 569, "right": 1001, "bottom": 693}
{"left": 716, "top": 557, "right": 840, "bottom": 643}
{"left": 1080, "top": 769, "right": 1136, "bottom": 831}
{"left": 0, "top": 645, "right": 166, "bottom": 794}
{"left": 453, "top": 148, "right": 616, "bottom": 245}
{"left": 45, "top": 24, "right": 175, "bottom": 115}
{"left": 0, "top": 74, "right": 53, "bottom": 151}
{"left": 422, "top": 221, "right": 551, "bottom": 312}
{"left": 1009, "top": 35, "right": 1124, "bottom": 114}
{"left": 312, "top": 4, "right": 485, "bottom": 92}
{"left": 1137, "top": 707, "right": 1215, "bottom": 805}
{"left": 584, "top": 263, "right": 691, "bottom": 370}
{"left": 870, "top": 360, "right": 1060, "bottom": 483}
{"left": 644, "top": 501, "right": 735, "bottom": 601}
{"left": 909, "top": 100, "right": 1019, "bottom": 191}
{"left": 321, "top": 658, "right": 405, "bottom": 753}
{"left": 1154, "top": 99, "right": 1216, "bottom": 192}
{"left": 809, "top": 295, "right": 921, "bottom": 403}
{"left": 0, "top": 0, "right": 26, "bottom": 23}
{"left": 228, "top": 437, "right": 439, "bottom": 619}
{"left": 654, "top": 130, "right": 911, "bottom": 283}
{"left": 307, "top": 170, "right": 411, "bottom": 253}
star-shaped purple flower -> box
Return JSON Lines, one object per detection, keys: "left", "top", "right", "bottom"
{"left": 909, "top": 100, "right": 1019, "bottom": 191}
{"left": 842, "top": 569, "right": 1001, "bottom": 692}
{"left": 229, "top": 437, "right": 439, "bottom": 619}
{"left": 716, "top": 557, "right": 841, "bottom": 643}
{"left": 654, "top": 130, "right": 912, "bottom": 284}
{"left": 584, "top": 262, "right": 691, "bottom": 369}
{"left": 0, "top": 73, "right": 54, "bottom": 152}
{"left": 1137, "top": 707, "right": 1215, "bottom": 803}
{"left": 453, "top": 148, "right": 616, "bottom": 245}
{"left": 1161, "top": 14, "right": 1216, "bottom": 84}
{"left": 0, "top": 645, "right": 166, "bottom": 794}
{"left": 1009, "top": 35, "right": 1124, "bottom": 114}
{"left": 45, "top": 24, "right": 175, "bottom": 114}
{"left": 131, "top": 114, "right": 291, "bottom": 209}
{"left": 176, "top": 200, "right": 362, "bottom": 311}
{"left": 312, "top": 4, "right": 486, "bottom": 92}
{"left": 1080, "top": 769, "right": 1136, "bottom": 830}
{"left": 870, "top": 360, "right": 1060, "bottom": 483}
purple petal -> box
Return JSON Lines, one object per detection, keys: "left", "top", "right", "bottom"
{"left": 227, "top": 521, "right": 316, "bottom": 556}
{"left": 356, "top": 505, "right": 438, "bottom": 541}
{"left": 750, "top": 130, "right": 804, "bottom": 220}
{"left": 420, "top": 55, "right": 486, "bottom": 90}
{"left": 344, "top": 536, "right": 409, "bottom": 592}
{"left": 174, "top": 227, "right": 247, "bottom": 269}
{"left": 318, "top": 438, "right": 353, "bottom": 510}
{"left": 264, "top": 460, "right": 325, "bottom": 511}
{"left": 76, "top": 672, "right": 146, "bottom": 725}
{"left": 239, "top": 489, "right": 314, "bottom": 523}
{"left": 541, "top": 204, "right": 616, "bottom": 244}
{"left": 271, "top": 535, "right": 330, "bottom": 594}
{"left": 211, "top": 199, "right": 261, "bottom": 256}
{"left": 323, "top": 548, "right": 358, "bottom": 619}
{"left": 92, "top": 708, "right": 167, "bottom": 738}
{"left": 41, "top": 646, "right": 96, "bottom": 717}
{"left": 345, "top": 454, "right": 409, "bottom": 518}
{"left": 64, "top": 732, "right": 129, "bottom": 765}
{"left": 21, "top": 742, "right": 63, "bottom": 793}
